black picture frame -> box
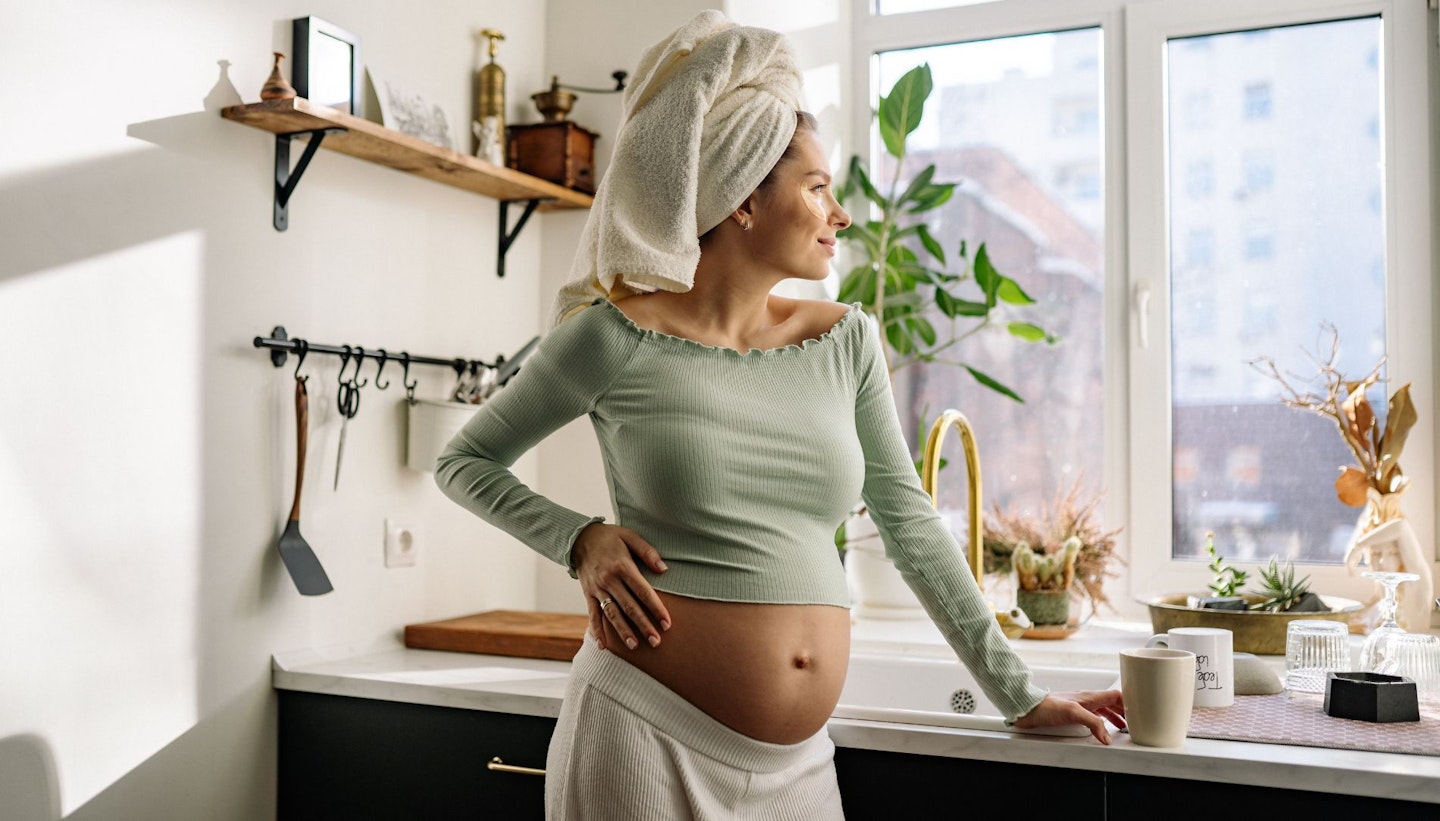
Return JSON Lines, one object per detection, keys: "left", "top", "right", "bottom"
{"left": 291, "top": 17, "right": 361, "bottom": 115}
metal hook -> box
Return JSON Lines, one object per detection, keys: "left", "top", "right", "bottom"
{"left": 337, "top": 345, "right": 353, "bottom": 387}
{"left": 292, "top": 339, "right": 309, "bottom": 383}
{"left": 373, "top": 349, "right": 390, "bottom": 389}
{"left": 352, "top": 346, "right": 369, "bottom": 389}
{"left": 400, "top": 352, "right": 418, "bottom": 402}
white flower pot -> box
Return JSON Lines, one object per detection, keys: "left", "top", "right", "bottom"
{"left": 843, "top": 512, "right": 930, "bottom": 620}
{"left": 405, "top": 398, "right": 480, "bottom": 473}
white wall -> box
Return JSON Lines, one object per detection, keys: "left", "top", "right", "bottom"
{"left": 0, "top": 1, "right": 554, "bottom": 818}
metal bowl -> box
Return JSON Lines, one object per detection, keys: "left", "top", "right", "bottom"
{"left": 1140, "top": 592, "right": 1363, "bottom": 655}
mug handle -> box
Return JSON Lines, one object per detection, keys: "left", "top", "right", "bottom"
{"left": 1145, "top": 633, "right": 1170, "bottom": 648}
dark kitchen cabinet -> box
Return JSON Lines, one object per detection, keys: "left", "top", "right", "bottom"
{"left": 278, "top": 691, "right": 554, "bottom": 820}
{"left": 834, "top": 746, "right": 1435, "bottom": 821}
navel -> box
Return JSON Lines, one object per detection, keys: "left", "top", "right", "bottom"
{"left": 792, "top": 653, "right": 812, "bottom": 670}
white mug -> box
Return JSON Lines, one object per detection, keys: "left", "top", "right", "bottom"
{"left": 1146, "top": 626, "right": 1234, "bottom": 708}
{"left": 1120, "top": 647, "right": 1196, "bottom": 747}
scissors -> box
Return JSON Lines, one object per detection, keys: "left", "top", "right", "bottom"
{"left": 334, "top": 348, "right": 363, "bottom": 490}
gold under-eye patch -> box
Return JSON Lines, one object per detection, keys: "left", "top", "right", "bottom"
{"left": 800, "top": 182, "right": 827, "bottom": 219}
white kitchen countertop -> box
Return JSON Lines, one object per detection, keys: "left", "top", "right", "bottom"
{"left": 273, "top": 617, "right": 1440, "bottom": 806}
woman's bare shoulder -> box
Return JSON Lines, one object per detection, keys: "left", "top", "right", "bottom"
{"left": 774, "top": 296, "right": 853, "bottom": 338}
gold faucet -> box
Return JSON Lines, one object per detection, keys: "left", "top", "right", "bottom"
{"left": 920, "top": 409, "right": 1031, "bottom": 639}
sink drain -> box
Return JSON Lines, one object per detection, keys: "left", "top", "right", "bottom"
{"left": 949, "top": 689, "right": 977, "bottom": 714}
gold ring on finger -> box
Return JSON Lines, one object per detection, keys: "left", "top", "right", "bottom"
{"left": 600, "top": 597, "right": 615, "bottom": 611}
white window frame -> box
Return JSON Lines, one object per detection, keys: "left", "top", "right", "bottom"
{"left": 849, "top": 0, "right": 1436, "bottom": 622}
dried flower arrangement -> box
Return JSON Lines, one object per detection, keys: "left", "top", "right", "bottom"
{"left": 982, "top": 478, "right": 1126, "bottom": 618}
{"left": 1248, "top": 322, "right": 1432, "bottom": 630}
{"left": 1248, "top": 321, "right": 1417, "bottom": 521}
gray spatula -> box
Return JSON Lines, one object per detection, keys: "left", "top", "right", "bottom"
{"left": 279, "top": 375, "right": 333, "bottom": 596}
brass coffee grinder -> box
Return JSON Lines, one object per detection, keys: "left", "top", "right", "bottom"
{"left": 473, "top": 28, "right": 506, "bottom": 164}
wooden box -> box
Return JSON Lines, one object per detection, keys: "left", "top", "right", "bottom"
{"left": 506, "top": 121, "right": 598, "bottom": 194}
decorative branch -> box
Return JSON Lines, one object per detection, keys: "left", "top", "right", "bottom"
{"left": 1247, "top": 321, "right": 1415, "bottom": 506}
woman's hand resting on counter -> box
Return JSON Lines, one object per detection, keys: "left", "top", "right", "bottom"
{"left": 572, "top": 523, "right": 672, "bottom": 652}
{"left": 1013, "top": 691, "right": 1127, "bottom": 744}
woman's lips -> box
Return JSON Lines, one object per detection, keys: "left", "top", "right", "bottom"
{"left": 818, "top": 238, "right": 836, "bottom": 256}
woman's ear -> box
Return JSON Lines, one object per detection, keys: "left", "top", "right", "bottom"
{"left": 731, "top": 195, "right": 756, "bottom": 230}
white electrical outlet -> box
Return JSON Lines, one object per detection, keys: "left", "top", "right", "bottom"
{"left": 384, "top": 519, "right": 417, "bottom": 567}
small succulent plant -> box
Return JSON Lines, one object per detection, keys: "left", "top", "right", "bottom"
{"left": 1013, "top": 537, "right": 1080, "bottom": 592}
{"left": 1249, "top": 557, "right": 1314, "bottom": 613}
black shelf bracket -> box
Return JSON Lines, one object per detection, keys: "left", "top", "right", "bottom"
{"left": 273, "top": 127, "right": 348, "bottom": 231}
{"left": 497, "top": 199, "right": 546, "bottom": 278}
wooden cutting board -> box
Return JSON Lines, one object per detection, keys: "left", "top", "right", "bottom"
{"left": 403, "top": 609, "right": 588, "bottom": 661}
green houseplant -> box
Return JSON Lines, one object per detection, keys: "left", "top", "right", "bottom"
{"left": 836, "top": 64, "right": 1058, "bottom": 625}
{"left": 834, "top": 63, "right": 1056, "bottom": 401}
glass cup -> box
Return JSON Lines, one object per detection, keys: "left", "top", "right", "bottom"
{"left": 1374, "top": 632, "right": 1440, "bottom": 706}
{"left": 1284, "top": 620, "right": 1350, "bottom": 698}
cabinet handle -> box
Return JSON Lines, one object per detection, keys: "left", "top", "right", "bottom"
{"left": 487, "top": 756, "right": 546, "bottom": 776}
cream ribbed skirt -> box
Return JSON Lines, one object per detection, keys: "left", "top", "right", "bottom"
{"left": 545, "top": 635, "right": 845, "bottom": 820}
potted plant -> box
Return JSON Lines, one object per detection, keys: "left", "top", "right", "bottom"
{"left": 982, "top": 478, "right": 1126, "bottom": 630}
{"left": 1013, "top": 540, "right": 1079, "bottom": 625}
{"left": 834, "top": 62, "right": 1055, "bottom": 396}
{"left": 1191, "top": 530, "right": 1249, "bottom": 611}
{"left": 834, "top": 63, "right": 1055, "bottom": 617}
{"left": 1143, "top": 530, "right": 1362, "bottom": 654}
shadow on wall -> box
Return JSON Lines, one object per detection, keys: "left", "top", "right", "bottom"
{"left": 0, "top": 735, "right": 61, "bottom": 821}
{"left": 0, "top": 62, "right": 246, "bottom": 288}
{"left": 0, "top": 61, "right": 291, "bottom": 820}
{"left": 63, "top": 690, "right": 276, "bottom": 821}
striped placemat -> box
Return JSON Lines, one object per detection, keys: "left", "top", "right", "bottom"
{"left": 1185, "top": 691, "right": 1440, "bottom": 756}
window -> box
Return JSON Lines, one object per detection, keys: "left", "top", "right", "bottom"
{"left": 1243, "top": 82, "right": 1273, "bottom": 120}
{"left": 1129, "top": 0, "right": 1431, "bottom": 604}
{"left": 853, "top": 0, "right": 1434, "bottom": 614}
{"left": 1241, "top": 221, "right": 1274, "bottom": 262}
{"left": 1241, "top": 152, "right": 1273, "bottom": 195}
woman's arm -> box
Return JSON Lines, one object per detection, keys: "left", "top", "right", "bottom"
{"left": 434, "top": 306, "right": 633, "bottom": 571}
{"left": 849, "top": 314, "right": 1047, "bottom": 721}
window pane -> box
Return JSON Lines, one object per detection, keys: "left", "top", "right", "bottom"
{"left": 874, "top": 29, "right": 1105, "bottom": 526}
{"left": 1167, "top": 17, "right": 1384, "bottom": 565}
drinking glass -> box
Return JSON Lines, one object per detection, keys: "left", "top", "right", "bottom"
{"left": 1358, "top": 570, "right": 1421, "bottom": 672}
{"left": 1374, "top": 632, "right": 1440, "bottom": 706}
{"left": 1284, "top": 620, "right": 1350, "bottom": 698}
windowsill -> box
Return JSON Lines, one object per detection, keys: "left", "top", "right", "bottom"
{"left": 851, "top": 615, "right": 1152, "bottom": 670}
{"left": 848, "top": 614, "right": 1345, "bottom": 675}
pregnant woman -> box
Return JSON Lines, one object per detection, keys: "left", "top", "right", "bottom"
{"left": 436, "top": 10, "right": 1124, "bottom": 819}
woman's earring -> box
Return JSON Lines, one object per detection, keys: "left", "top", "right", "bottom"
{"left": 741, "top": 218, "right": 751, "bottom": 231}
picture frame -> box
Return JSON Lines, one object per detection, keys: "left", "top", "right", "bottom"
{"left": 291, "top": 16, "right": 361, "bottom": 115}
{"left": 366, "top": 67, "right": 456, "bottom": 150}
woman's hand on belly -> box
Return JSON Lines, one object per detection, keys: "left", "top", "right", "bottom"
{"left": 603, "top": 594, "right": 852, "bottom": 744}
{"left": 572, "top": 522, "right": 672, "bottom": 651}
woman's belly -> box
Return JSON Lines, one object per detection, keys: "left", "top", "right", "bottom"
{"left": 600, "top": 591, "right": 851, "bottom": 744}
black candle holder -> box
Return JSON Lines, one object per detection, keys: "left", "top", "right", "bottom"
{"left": 1323, "top": 671, "right": 1420, "bottom": 723}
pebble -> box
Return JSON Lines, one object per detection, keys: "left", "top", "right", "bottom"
{"left": 1234, "top": 652, "right": 1284, "bottom": 695}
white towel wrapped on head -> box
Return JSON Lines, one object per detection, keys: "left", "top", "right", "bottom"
{"left": 552, "top": 10, "right": 803, "bottom": 326}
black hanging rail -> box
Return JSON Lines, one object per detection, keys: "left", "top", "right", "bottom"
{"left": 253, "top": 326, "right": 538, "bottom": 401}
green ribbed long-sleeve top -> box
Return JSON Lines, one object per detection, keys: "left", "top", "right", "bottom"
{"left": 435, "top": 297, "right": 1046, "bottom": 721}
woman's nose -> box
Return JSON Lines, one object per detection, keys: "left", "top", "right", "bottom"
{"left": 831, "top": 200, "right": 851, "bottom": 230}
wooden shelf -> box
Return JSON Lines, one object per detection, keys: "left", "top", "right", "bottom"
{"left": 221, "top": 98, "right": 593, "bottom": 210}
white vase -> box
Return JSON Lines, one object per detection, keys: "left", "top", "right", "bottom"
{"left": 1343, "top": 493, "right": 1433, "bottom": 634}
{"left": 843, "top": 512, "right": 928, "bottom": 620}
